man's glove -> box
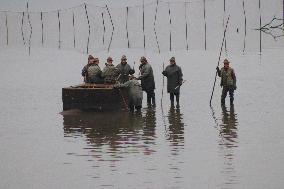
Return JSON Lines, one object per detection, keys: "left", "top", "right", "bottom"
{"left": 162, "top": 71, "right": 166, "bottom": 76}
{"left": 233, "top": 85, "right": 237, "bottom": 90}
{"left": 216, "top": 67, "right": 220, "bottom": 72}
{"left": 129, "top": 69, "right": 135, "bottom": 75}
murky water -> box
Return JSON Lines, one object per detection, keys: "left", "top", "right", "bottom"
{"left": 0, "top": 48, "right": 284, "bottom": 189}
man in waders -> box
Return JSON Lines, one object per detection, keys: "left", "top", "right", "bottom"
{"left": 216, "top": 59, "right": 237, "bottom": 105}
{"left": 138, "top": 56, "right": 156, "bottom": 107}
{"left": 114, "top": 75, "right": 143, "bottom": 112}
{"left": 116, "top": 55, "right": 135, "bottom": 84}
{"left": 162, "top": 57, "right": 183, "bottom": 108}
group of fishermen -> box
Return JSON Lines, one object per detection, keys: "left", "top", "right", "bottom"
{"left": 82, "top": 55, "right": 236, "bottom": 111}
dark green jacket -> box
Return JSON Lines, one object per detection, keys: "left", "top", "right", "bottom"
{"left": 116, "top": 63, "right": 135, "bottom": 83}
{"left": 217, "top": 67, "right": 236, "bottom": 87}
{"left": 163, "top": 64, "right": 183, "bottom": 93}
{"left": 102, "top": 64, "right": 117, "bottom": 84}
{"left": 87, "top": 64, "right": 103, "bottom": 84}
{"left": 138, "top": 63, "right": 155, "bottom": 91}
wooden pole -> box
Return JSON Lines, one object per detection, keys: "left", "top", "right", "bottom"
{"left": 143, "top": 0, "right": 145, "bottom": 50}
{"left": 58, "top": 10, "right": 61, "bottom": 49}
{"left": 126, "top": 7, "right": 130, "bottom": 48}
{"left": 27, "top": 2, "right": 32, "bottom": 55}
{"left": 106, "top": 5, "right": 114, "bottom": 52}
{"left": 203, "top": 0, "right": 207, "bottom": 50}
{"left": 84, "top": 3, "right": 90, "bottom": 54}
{"left": 21, "top": 12, "right": 25, "bottom": 45}
{"left": 161, "top": 62, "right": 165, "bottom": 104}
{"left": 259, "top": 0, "right": 262, "bottom": 54}
{"left": 5, "top": 12, "right": 8, "bottom": 46}
{"left": 242, "top": 0, "right": 247, "bottom": 53}
{"left": 101, "top": 12, "right": 106, "bottom": 46}
{"left": 185, "top": 2, "right": 189, "bottom": 51}
{"left": 41, "top": 12, "right": 44, "bottom": 46}
{"left": 153, "top": 0, "right": 160, "bottom": 53}
{"left": 168, "top": 2, "right": 172, "bottom": 51}
{"left": 72, "top": 12, "right": 76, "bottom": 48}
{"left": 209, "top": 15, "right": 230, "bottom": 106}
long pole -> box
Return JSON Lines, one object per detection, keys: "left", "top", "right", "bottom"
{"left": 161, "top": 62, "right": 165, "bottom": 104}
{"left": 209, "top": 15, "right": 230, "bottom": 106}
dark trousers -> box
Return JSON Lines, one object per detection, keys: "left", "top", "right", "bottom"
{"left": 129, "top": 103, "right": 142, "bottom": 112}
{"left": 221, "top": 86, "right": 234, "bottom": 103}
{"left": 170, "top": 92, "right": 180, "bottom": 105}
{"left": 146, "top": 90, "right": 155, "bottom": 106}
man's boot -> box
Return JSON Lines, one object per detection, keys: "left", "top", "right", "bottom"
{"left": 221, "top": 98, "right": 225, "bottom": 105}
{"left": 176, "top": 95, "right": 180, "bottom": 108}
{"left": 230, "top": 98, "right": 234, "bottom": 105}
{"left": 147, "top": 95, "right": 151, "bottom": 107}
{"left": 152, "top": 97, "right": 156, "bottom": 107}
{"left": 170, "top": 93, "right": 174, "bottom": 107}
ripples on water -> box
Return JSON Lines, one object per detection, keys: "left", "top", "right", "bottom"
{"left": 211, "top": 104, "right": 239, "bottom": 188}
{"left": 62, "top": 106, "right": 185, "bottom": 161}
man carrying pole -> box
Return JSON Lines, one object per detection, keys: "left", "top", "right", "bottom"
{"left": 162, "top": 57, "right": 183, "bottom": 108}
{"left": 138, "top": 56, "right": 156, "bottom": 107}
{"left": 216, "top": 59, "right": 237, "bottom": 105}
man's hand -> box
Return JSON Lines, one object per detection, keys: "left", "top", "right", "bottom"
{"left": 162, "top": 71, "right": 166, "bottom": 75}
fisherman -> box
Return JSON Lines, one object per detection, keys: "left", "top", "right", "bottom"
{"left": 87, "top": 57, "right": 104, "bottom": 84}
{"left": 82, "top": 55, "right": 95, "bottom": 83}
{"left": 101, "top": 56, "right": 117, "bottom": 84}
{"left": 162, "top": 57, "right": 183, "bottom": 108}
{"left": 116, "top": 55, "right": 135, "bottom": 83}
{"left": 138, "top": 56, "right": 156, "bottom": 106}
{"left": 114, "top": 75, "right": 143, "bottom": 112}
{"left": 216, "top": 59, "right": 237, "bottom": 105}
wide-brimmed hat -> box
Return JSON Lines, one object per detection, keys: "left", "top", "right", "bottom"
{"left": 223, "top": 59, "right": 230, "bottom": 64}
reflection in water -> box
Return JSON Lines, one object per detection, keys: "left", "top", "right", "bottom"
{"left": 211, "top": 104, "right": 239, "bottom": 188}
{"left": 142, "top": 107, "right": 156, "bottom": 155}
{"left": 62, "top": 108, "right": 157, "bottom": 162}
{"left": 167, "top": 107, "right": 185, "bottom": 154}
{"left": 220, "top": 104, "right": 238, "bottom": 148}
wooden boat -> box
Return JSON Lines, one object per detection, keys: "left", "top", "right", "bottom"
{"left": 62, "top": 83, "right": 129, "bottom": 111}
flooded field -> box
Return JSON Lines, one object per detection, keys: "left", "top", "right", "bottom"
{"left": 0, "top": 48, "right": 284, "bottom": 189}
